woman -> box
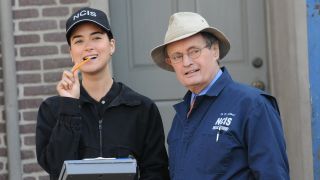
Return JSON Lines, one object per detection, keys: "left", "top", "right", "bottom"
{"left": 36, "top": 7, "right": 169, "bottom": 180}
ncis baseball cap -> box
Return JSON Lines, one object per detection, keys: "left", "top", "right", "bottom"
{"left": 66, "top": 7, "right": 113, "bottom": 45}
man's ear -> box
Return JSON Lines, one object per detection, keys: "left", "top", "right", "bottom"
{"left": 165, "top": 58, "right": 172, "bottom": 65}
{"left": 212, "top": 43, "right": 220, "bottom": 58}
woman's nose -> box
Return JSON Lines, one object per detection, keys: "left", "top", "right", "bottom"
{"left": 84, "top": 40, "right": 94, "bottom": 51}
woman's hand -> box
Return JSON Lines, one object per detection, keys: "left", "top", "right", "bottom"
{"left": 56, "top": 70, "right": 80, "bottom": 99}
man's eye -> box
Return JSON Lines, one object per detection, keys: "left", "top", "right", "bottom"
{"left": 190, "top": 49, "right": 200, "bottom": 55}
{"left": 172, "top": 55, "right": 182, "bottom": 60}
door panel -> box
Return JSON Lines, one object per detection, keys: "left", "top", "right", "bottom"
{"left": 109, "top": 0, "right": 268, "bottom": 139}
{"left": 195, "top": 0, "right": 268, "bottom": 88}
{"left": 110, "top": 0, "right": 186, "bottom": 101}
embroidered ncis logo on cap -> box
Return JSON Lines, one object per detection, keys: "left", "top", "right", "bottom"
{"left": 65, "top": 7, "right": 113, "bottom": 44}
{"left": 72, "top": 9, "right": 97, "bottom": 20}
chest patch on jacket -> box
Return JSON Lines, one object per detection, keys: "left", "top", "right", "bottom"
{"left": 212, "top": 112, "right": 235, "bottom": 131}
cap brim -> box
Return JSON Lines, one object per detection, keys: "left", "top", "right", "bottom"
{"left": 66, "top": 19, "right": 112, "bottom": 43}
{"left": 151, "top": 27, "right": 230, "bottom": 72}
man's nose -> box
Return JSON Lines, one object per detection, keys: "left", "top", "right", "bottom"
{"left": 182, "top": 54, "right": 193, "bottom": 66}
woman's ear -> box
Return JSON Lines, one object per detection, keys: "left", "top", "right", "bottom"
{"left": 109, "top": 39, "right": 116, "bottom": 56}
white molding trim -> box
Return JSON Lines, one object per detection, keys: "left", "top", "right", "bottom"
{"left": 266, "top": 0, "right": 313, "bottom": 179}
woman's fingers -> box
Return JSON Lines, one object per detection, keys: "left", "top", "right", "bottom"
{"left": 56, "top": 70, "right": 80, "bottom": 98}
{"left": 59, "top": 70, "right": 75, "bottom": 90}
{"left": 64, "top": 70, "right": 75, "bottom": 82}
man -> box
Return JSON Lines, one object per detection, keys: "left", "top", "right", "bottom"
{"left": 36, "top": 7, "right": 169, "bottom": 180}
{"left": 151, "top": 12, "right": 289, "bottom": 180}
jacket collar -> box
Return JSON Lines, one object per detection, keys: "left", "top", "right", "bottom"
{"left": 182, "top": 67, "right": 233, "bottom": 102}
{"left": 204, "top": 67, "right": 233, "bottom": 97}
{"left": 79, "top": 81, "right": 141, "bottom": 107}
{"left": 174, "top": 67, "right": 233, "bottom": 115}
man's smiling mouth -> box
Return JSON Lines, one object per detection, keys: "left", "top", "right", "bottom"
{"left": 185, "top": 69, "right": 199, "bottom": 75}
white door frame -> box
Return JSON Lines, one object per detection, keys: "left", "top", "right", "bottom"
{"left": 266, "top": 0, "right": 313, "bottom": 179}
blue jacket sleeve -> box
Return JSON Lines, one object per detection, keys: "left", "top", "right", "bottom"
{"left": 245, "top": 95, "right": 290, "bottom": 179}
{"left": 36, "top": 97, "right": 82, "bottom": 178}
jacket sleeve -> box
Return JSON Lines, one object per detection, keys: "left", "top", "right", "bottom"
{"left": 246, "top": 95, "right": 290, "bottom": 180}
{"left": 36, "top": 97, "right": 82, "bottom": 178}
{"left": 139, "top": 102, "right": 170, "bottom": 180}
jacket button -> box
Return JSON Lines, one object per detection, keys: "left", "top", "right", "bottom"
{"left": 101, "top": 100, "right": 106, "bottom": 104}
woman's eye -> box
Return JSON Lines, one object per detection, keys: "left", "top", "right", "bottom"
{"left": 73, "top": 39, "right": 83, "bottom": 44}
{"left": 93, "top": 36, "right": 102, "bottom": 40}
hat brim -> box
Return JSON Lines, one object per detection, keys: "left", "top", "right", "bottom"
{"left": 151, "top": 27, "right": 230, "bottom": 72}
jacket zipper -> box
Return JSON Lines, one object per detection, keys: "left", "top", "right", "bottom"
{"left": 98, "top": 119, "right": 103, "bottom": 157}
{"left": 94, "top": 103, "right": 104, "bottom": 158}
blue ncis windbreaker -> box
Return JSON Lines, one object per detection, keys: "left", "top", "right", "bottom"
{"left": 167, "top": 67, "right": 290, "bottom": 180}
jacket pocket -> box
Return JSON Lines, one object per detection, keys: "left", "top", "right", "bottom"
{"left": 196, "top": 130, "right": 238, "bottom": 174}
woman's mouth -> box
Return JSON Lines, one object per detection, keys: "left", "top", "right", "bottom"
{"left": 83, "top": 55, "right": 98, "bottom": 61}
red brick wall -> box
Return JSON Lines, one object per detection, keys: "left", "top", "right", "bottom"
{"left": 0, "top": 0, "right": 90, "bottom": 179}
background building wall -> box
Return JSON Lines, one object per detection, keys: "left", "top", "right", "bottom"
{"left": 0, "top": 0, "right": 90, "bottom": 179}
